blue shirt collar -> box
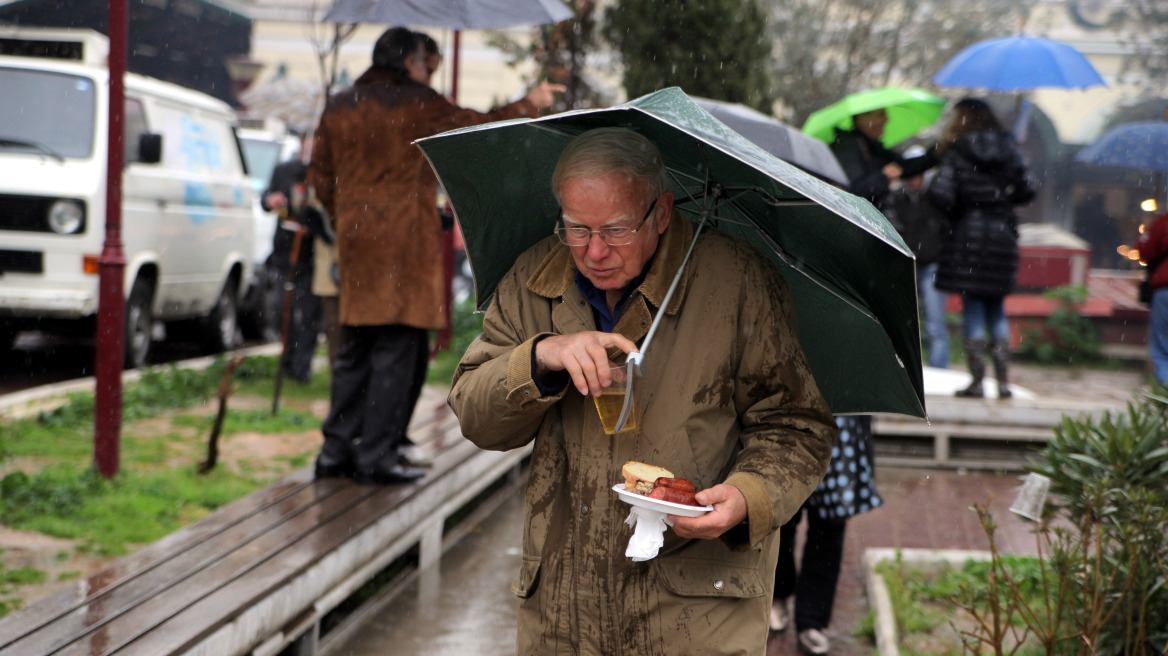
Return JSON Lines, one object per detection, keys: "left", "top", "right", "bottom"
{"left": 574, "top": 259, "right": 653, "bottom": 332}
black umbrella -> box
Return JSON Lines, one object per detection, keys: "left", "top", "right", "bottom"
{"left": 691, "top": 97, "right": 848, "bottom": 185}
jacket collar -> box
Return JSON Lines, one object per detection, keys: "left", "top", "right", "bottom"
{"left": 353, "top": 66, "right": 414, "bottom": 87}
{"left": 527, "top": 212, "right": 694, "bottom": 317}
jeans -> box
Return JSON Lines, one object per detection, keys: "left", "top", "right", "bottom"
{"left": 918, "top": 262, "right": 949, "bottom": 368}
{"left": 1151, "top": 288, "right": 1168, "bottom": 384}
{"left": 962, "top": 294, "right": 1009, "bottom": 341}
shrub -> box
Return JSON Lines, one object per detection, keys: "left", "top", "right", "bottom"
{"left": 1018, "top": 285, "right": 1102, "bottom": 364}
{"left": 957, "top": 384, "right": 1168, "bottom": 654}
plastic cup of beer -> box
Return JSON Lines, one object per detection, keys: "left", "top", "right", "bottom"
{"left": 595, "top": 362, "right": 635, "bottom": 434}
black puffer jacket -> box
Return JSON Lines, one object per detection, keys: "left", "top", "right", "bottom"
{"left": 929, "top": 130, "right": 1036, "bottom": 297}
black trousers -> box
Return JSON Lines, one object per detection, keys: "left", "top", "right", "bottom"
{"left": 774, "top": 505, "right": 848, "bottom": 632}
{"left": 318, "top": 323, "right": 429, "bottom": 475}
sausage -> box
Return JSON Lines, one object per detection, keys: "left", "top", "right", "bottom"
{"left": 648, "top": 486, "right": 699, "bottom": 506}
{"left": 653, "top": 477, "right": 696, "bottom": 494}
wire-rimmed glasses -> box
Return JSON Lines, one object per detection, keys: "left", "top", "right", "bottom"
{"left": 555, "top": 196, "right": 660, "bottom": 247}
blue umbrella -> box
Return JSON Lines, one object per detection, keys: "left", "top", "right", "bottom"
{"left": 1075, "top": 122, "right": 1168, "bottom": 172}
{"left": 933, "top": 35, "right": 1106, "bottom": 92}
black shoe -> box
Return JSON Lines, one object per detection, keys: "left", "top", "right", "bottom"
{"left": 399, "top": 447, "right": 433, "bottom": 468}
{"left": 314, "top": 458, "right": 354, "bottom": 480}
{"left": 353, "top": 463, "right": 425, "bottom": 485}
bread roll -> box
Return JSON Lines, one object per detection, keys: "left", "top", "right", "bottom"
{"left": 622, "top": 461, "right": 674, "bottom": 496}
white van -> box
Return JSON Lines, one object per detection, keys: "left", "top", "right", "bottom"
{"left": 0, "top": 28, "right": 254, "bottom": 367}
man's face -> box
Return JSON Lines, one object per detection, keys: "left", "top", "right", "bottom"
{"left": 405, "top": 48, "right": 439, "bottom": 85}
{"left": 558, "top": 172, "right": 672, "bottom": 292}
{"left": 855, "top": 108, "right": 888, "bottom": 140}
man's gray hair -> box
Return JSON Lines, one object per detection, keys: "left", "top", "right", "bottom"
{"left": 552, "top": 127, "right": 669, "bottom": 202}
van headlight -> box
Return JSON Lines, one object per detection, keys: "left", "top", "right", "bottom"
{"left": 48, "top": 200, "right": 85, "bottom": 234}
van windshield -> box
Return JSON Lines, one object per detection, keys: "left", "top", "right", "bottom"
{"left": 0, "top": 67, "right": 96, "bottom": 159}
{"left": 239, "top": 136, "right": 284, "bottom": 193}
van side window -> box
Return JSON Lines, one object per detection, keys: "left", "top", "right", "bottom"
{"left": 124, "top": 97, "right": 147, "bottom": 163}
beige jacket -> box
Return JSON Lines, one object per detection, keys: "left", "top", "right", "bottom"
{"left": 449, "top": 216, "right": 836, "bottom": 655}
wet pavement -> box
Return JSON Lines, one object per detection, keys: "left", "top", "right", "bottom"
{"left": 328, "top": 489, "right": 525, "bottom": 655}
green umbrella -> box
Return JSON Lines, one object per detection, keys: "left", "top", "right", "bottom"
{"left": 802, "top": 87, "right": 946, "bottom": 148}
{"left": 416, "top": 87, "right": 926, "bottom": 418}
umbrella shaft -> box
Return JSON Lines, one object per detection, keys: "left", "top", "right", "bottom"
{"left": 640, "top": 211, "right": 710, "bottom": 358}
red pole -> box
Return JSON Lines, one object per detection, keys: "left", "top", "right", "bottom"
{"left": 95, "top": 0, "right": 128, "bottom": 478}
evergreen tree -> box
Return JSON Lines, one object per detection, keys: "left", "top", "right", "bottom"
{"left": 602, "top": 0, "right": 775, "bottom": 112}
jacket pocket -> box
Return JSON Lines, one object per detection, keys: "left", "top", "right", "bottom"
{"left": 652, "top": 543, "right": 767, "bottom": 599}
{"left": 511, "top": 555, "right": 541, "bottom": 598}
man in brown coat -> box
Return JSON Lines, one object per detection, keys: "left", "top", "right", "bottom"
{"left": 308, "top": 27, "right": 562, "bottom": 484}
{"left": 449, "top": 128, "right": 836, "bottom": 654}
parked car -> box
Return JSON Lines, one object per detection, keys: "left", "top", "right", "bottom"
{"left": 0, "top": 28, "right": 255, "bottom": 367}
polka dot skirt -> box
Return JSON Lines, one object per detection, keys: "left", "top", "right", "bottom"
{"left": 805, "top": 415, "right": 883, "bottom": 520}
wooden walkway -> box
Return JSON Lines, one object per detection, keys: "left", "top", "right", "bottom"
{"left": 873, "top": 394, "right": 1123, "bottom": 470}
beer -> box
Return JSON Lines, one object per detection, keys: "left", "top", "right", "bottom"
{"left": 595, "top": 389, "right": 635, "bottom": 434}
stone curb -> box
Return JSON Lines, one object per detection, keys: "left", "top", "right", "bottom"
{"left": 0, "top": 343, "right": 283, "bottom": 420}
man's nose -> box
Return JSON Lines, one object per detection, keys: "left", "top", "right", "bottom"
{"left": 586, "top": 232, "right": 611, "bottom": 258}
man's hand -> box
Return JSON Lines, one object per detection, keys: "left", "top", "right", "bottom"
{"left": 265, "top": 190, "right": 288, "bottom": 211}
{"left": 534, "top": 331, "right": 638, "bottom": 396}
{"left": 670, "top": 484, "right": 747, "bottom": 540}
{"left": 882, "top": 162, "right": 903, "bottom": 182}
{"left": 525, "top": 81, "right": 567, "bottom": 110}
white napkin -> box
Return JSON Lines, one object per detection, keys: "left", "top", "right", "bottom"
{"left": 624, "top": 505, "right": 673, "bottom": 561}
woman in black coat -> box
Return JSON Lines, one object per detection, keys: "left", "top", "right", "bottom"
{"left": 929, "top": 98, "right": 1036, "bottom": 398}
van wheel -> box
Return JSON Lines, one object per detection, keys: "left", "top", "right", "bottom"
{"left": 203, "top": 279, "right": 240, "bottom": 353}
{"left": 125, "top": 279, "right": 154, "bottom": 369}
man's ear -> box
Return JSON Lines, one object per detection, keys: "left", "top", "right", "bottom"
{"left": 656, "top": 190, "right": 674, "bottom": 234}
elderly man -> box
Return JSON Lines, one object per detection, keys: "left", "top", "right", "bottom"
{"left": 448, "top": 127, "right": 836, "bottom": 655}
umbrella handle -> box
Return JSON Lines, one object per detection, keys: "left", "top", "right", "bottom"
{"left": 613, "top": 353, "right": 642, "bottom": 434}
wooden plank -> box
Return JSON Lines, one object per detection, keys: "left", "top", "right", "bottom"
{"left": 1, "top": 483, "right": 379, "bottom": 656}
{"left": 45, "top": 438, "right": 484, "bottom": 656}
{"left": 0, "top": 476, "right": 334, "bottom": 649}
{"left": 156, "top": 444, "right": 526, "bottom": 656}
{"left": 875, "top": 420, "right": 1055, "bottom": 441}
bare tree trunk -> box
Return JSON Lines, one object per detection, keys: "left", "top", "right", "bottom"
{"left": 199, "top": 354, "right": 246, "bottom": 475}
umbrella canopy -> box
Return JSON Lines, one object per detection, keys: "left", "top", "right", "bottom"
{"left": 933, "top": 35, "right": 1106, "bottom": 92}
{"left": 323, "top": 0, "right": 573, "bottom": 28}
{"left": 1075, "top": 121, "right": 1168, "bottom": 173}
{"left": 416, "top": 87, "right": 926, "bottom": 418}
{"left": 802, "top": 87, "right": 947, "bottom": 149}
{"left": 691, "top": 96, "right": 848, "bottom": 185}
{"left": 321, "top": 0, "right": 573, "bottom": 103}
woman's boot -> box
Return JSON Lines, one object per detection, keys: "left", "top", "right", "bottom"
{"left": 956, "top": 339, "right": 986, "bottom": 397}
{"left": 990, "top": 339, "right": 1012, "bottom": 399}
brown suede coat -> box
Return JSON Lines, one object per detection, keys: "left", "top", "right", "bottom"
{"left": 309, "top": 67, "right": 537, "bottom": 328}
{"left": 449, "top": 216, "right": 837, "bottom": 655}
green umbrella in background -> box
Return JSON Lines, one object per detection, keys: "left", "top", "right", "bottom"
{"left": 802, "top": 87, "right": 947, "bottom": 148}
{"left": 416, "top": 87, "right": 926, "bottom": 418}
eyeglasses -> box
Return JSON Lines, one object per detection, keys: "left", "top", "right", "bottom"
{"left": 555, "top": 196, "right": 659, "bottom": 247}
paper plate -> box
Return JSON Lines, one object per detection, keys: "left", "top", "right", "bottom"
{"left": 612, "top": 484, "right": 713, "bottom": 518}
